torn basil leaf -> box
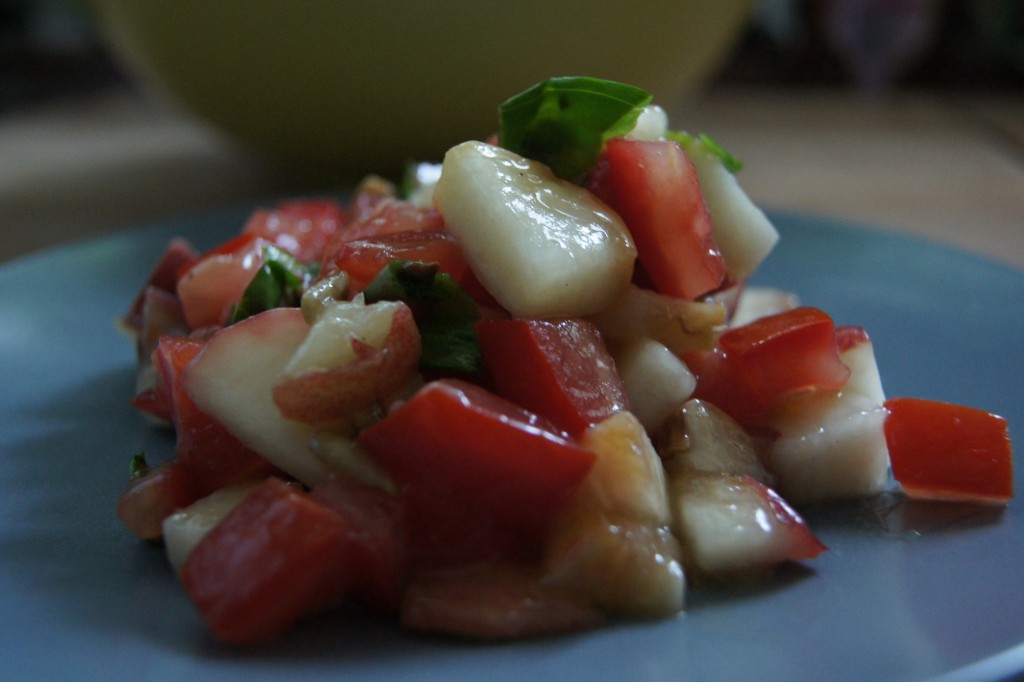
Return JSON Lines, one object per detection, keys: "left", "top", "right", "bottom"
{"left": 228, "top": 246, "right": 315, "bottom": 324}
{"left": 363, "top": 260, "right": 482, "bottom": 376}
{"left": 667, "top": 130, "right": 744, "bottom": 174}
{"left": 498, "top": 76, "right": 652, "bottom": 181}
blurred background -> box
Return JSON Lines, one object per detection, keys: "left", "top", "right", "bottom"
{"left": 1, "top": 0, "right": 1022, "bottom": 267}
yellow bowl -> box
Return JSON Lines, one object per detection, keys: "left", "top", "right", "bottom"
{"left": 89, "top": 1, "right": 752, "bottom": 182}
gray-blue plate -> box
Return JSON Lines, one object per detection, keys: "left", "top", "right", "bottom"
{"left": 1, "top": 208, "right": 1021, "bottom": 681}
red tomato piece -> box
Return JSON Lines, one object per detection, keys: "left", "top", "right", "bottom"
{"left": 176, "top": 233, "right": 268, "bottom": 330}
{"left": 154, "top": 335, "right": 280, "bottom": 497}
{"left": 123, "top": 238, "right": 199, "bottom": 331}
{"left": 311, "top": 476, "right": 406, "bottom": 612}
{"left": 587, "top": 138, "right": 727, "bottom": 300}
{"left": 320, "top": 229, "right": 462, "bottom": 293}
{"left": 180, "top": 478, "right": 354, "bottom": 644}
{"left": 242, "top": 198, "right": 346, "bottom": 264}
{"left": 476, "top": 317, "right": 629, "bottom": 435}
{"left": 718, "top": 306, "right": 850, "bottom": 403}
{"left": 117, "top": 459, "right": 197, "bottom": 540}
{"left": 338, "top": 199, "right": 445, "bottom": 243}
{"left": 357, "top": 380, "right": 596, "bottom": 537}
{"left": 884, "top": 397, "right": 1014, "bottom": 504}
{"left": 320, "top": 229, "right": 491, "bottom": 304}
{"left": 686, "top": 307, "right": 850, "bottom": 426}
{"left": 397, "top": 484, "right": 531, "bottom": 572}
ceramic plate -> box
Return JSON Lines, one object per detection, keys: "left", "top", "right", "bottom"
{"left": 1, "top": 208, "right": 1021, "bottom": 681}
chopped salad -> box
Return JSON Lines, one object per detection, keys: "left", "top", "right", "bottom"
{"left": 118, "top": 77, "right": 1014, "bottom": 644}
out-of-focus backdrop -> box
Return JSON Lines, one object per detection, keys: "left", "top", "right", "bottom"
{"left": 1, "top": 0, "right": 1022, "bottom": 267}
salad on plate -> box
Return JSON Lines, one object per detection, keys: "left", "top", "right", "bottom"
{"left": 116, "top": 77, "right": 1014, "bottom": 645}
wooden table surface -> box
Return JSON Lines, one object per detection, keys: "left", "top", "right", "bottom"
{"left": 2, "top": 85, "right": 1022, "bottom": 270}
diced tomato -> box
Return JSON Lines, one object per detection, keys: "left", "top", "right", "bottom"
{"left": 476, "top": 318, "right": 628, "bottom": 435}
{"left": 123, "top": 238, "right": 200, "bottom": 331}
{"left": 337, "top": 199, "right": 445, "bottom": 244}
{"left": 176, "top": 233, "right": 268, "bottom": 330}
{"left": 587, "top": 138, "right": 727, "bottom": 300}
{"left": 180, "top": 478, "right": 354, "bottom": 644}
{"left": 398, "top": 485, "right": 530, "bottom": 572}
{"left": 117, "top": 459, "right": 197, "bottom": 541}
{"left": 357, "top": 379, "right": 596, "bottom": 537}
{"left": 719, "top": 307, "right": 850, "bottom": 402}
{"left": 686, "top": 307, "right": 850, "bottom": 426}
{"left": 320, "top": 230, "right": 463, "bottom": 293}
{"left": 242, "top": 198, "right": 346, "bottom": 264}
{"left": 320, "top": 229, "right": 495, "bottom": 308}
{"left": 156, "top": 335, "right": 280, "bottom": 497}
{"left": 884, "top": 397, "right": 1014, "bottom": 504}
{"left": 311, "top": 476, "right": 406, "bottom": 611}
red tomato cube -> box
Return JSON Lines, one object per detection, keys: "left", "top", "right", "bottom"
{"left": 884, "top": 397, "right": 1014, "bottom": 504}
{"left": 180, "top": 478, "right": 355, "bottom": 644}
{"left": 243, "top": 198, "right": 346, "bottom": 264}
{"left": 717, "top": 306, "right": 851, "bottom": 403}
{"left": 587, "top": 138, "right": 726, "bottom": 300}
{"left": 357, "top": 380, "right": 595, "bottom": 537}
{"left": 476, "top": 317, "right": 628, "bottom": 435}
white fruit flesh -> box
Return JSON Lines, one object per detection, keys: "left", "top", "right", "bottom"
{"left": 183, "top": 308, "right": 350, "bottom": 487}
{"left": 626, "top": 105, "right": 669, "bottom": 141}
{"left": 678, "top": 137, "right": 779, "bottom": 281}
{"left": 660, "top": 399, "right": 770, "bottom": 483}
{"left": 673, "top": 474, "right": 814, "bottom": 574}
{"left": 766, "top": 337, "right": 891, "bottom": 504}
{"left": 434, "top": 141, "right": 636, "bottom": 318}
{"left": 588, "top": 285, "right": 725, "bottom": 356}
{"left": 730, "top": 286, "right": 800, "bottom": 327}
{"left": 162, "top": 480, "right": 262, "bottom": 571}
{"left": 768, "top": 393, "right": 891, "bottom": 504}
{"left": 283, "top": 299, "right": 404, "bottom": 377}
{"left": 612, "top": 338, "right": 697, "bottom": 434}
{"left": 838, "top": 337, "right": 887, "bottom": 405}
{"left": 577, "top": 411, "right": 671, "bottom": 524}
{"left": 544, "top": 412, "right": 684, "bottom": 617}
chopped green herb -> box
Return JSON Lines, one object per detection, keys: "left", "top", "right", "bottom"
{"left": 228, "top": 246, "right": 315, "bottom": 324}
{"left": 363, "top": 260, "right": 483, "bottom": 376}
{"left": 667, "top": 130, "right": 744, "bottom": 174}
{"left": 498, "top": 76, "right": 652, "bottom": 181}
{"left": 129, "top": 452, "right": 150, "bottom": 480}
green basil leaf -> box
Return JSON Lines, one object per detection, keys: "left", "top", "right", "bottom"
{"left": 363, "top": 260, "right": 483, "bottom": 376}
{"left": 667, "top": 130, "right": 744, "bottom": 174}
{"left": 498, "top": 76, "right": 652, "bottom": 181}
{"left": 228, "top": 245, "right": 312, "bottom": 324}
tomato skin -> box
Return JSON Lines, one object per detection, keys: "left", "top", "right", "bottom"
{"left": 321, "top": 229, "right": 467, "bottom": 294}
{"left": 180, "top": 478, "right": 354, "bottom": 644}
{"left": 310, "top": 476, "right": 406, "bottom": 612}
{"left": 242, "top": 198, "right": 347, "bottom": 264}
{"left": 176, "top": 233, "right": 268, "bottom": 330}
{"left": 686, "top": 307, "right": 850, "bottom": 426}
{"left": 338, "top": 199, "right": 445, "bottom": 243}
{"left": 357, "top": 379, "right": 596, "bottom": 537}
{"left": 124, "top": 238, "right": 199, "bottom": 331}
{"left": 884, "top": 397, "right": 1013, "bottom": 504}
{"left": 719, "top": 306, "right": 850, "bottom": 403}
{"left": 476, "top": 317, "right": 628, "bottom": 436}
{"left": 587, "top": 138, "right": 726, "bottom": 300}
{"left": 117, "top": 460, "right": 197, "bottom": 540}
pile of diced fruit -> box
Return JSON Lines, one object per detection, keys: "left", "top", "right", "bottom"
{"left": 118, "top": 78, "right": 1013, "bottom": 644}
